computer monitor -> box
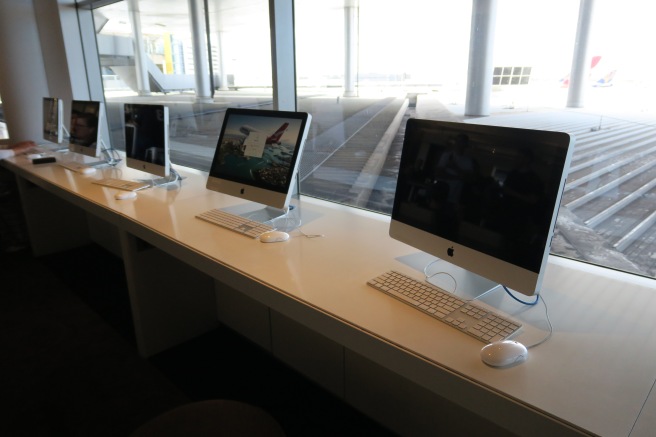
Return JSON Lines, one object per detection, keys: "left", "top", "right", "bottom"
{"left": 124, "top": 103, "right": 170, "bottom": 177}
{"left": 390, "top": 119, "right": 573, "bottom": 297}
{"left": 206, "top": 108, "right": 312, "bottom": 219}
{"left": 68, "top": 99, "right": 103, "bottom": 158}
{"left": 42, "top": 97, "right": 63, "bottom": 144}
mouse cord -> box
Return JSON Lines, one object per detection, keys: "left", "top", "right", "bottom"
{"left": 290, "top": 218, "right": 324, "bottom": 238}
{"left": 296, "top": 228, "right": 325, "bottom": 238}
{"left": 501, "top": 286, "right": 553, "bottom": 349}
{"left": 502, "top": 285, "right": 539, "bottom": 305}
{"left": 423, "top": 259, "right": 458, "bottom": 295}
{"left": 526, "top": 294, "right": 553, "bottom": 349}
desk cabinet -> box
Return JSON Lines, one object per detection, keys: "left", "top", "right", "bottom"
{"left": 16, "top": 176, "right": 90, "bottom": 255}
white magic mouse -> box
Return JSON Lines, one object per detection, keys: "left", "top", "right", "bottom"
{"left": 80, "top": 167, "right": 96, "bottom": 175}
{"left": 259, "top": 230, "right": 290, "bottom": 243}
{"left": 480, "top": 340, "right": 528, "bottom": 368}
{"left": 114, "top": 191, "right": 137, "bottom": 200}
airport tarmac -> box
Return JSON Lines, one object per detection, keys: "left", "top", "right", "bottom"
{"left": 102, "top": 90, "right": 656, "bottom": 279}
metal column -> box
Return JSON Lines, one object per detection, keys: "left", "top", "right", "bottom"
{"left": 344, "top": 0, "right": 359, "bottom": 97}
{"left": 567, "top": 0, "right": 595, "bottom": 108}
{"left": 127, "top": 0, "right": 151, "bottom": 96}
{"left": 465, "top": 0, "right": 497, "bottom": 117}
{"left": 188, "top": 0, "right": 213, "bottom": 102}
{"left": 269, "top": 0, "right": 297, "bottom": 111}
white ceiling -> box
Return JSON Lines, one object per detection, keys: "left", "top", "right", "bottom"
{"left": 94, "top": 0, "right": 269, "bottom": 36}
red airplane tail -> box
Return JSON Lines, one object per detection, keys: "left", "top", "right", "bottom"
{"left": 267, "top": 123, "right": 289, "bottom": 144}
{"left": 560, "top": 55, "right": 603, "bottom": 88}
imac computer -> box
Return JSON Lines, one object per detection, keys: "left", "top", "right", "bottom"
{"left": 390, "top": 119, "right": 573, "bottom": 297}
{"left": 68, "top": 99, "right": 104, "bottom": 159}
{"left": 124, "top": 103, "right": 170, "bottom": 178}
{"left": 206, "top": 107, "right": 312, "bottom": 223}
{"left": 42, "top": 97, "right": 63, "bottom": 144}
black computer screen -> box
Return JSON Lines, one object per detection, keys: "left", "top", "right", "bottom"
{"left": 392, "top": 119, "right": 572, "bottom": 273}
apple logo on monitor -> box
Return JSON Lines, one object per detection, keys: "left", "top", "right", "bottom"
{"left": 447, "top": 247, "right": 454, "bottom": 257}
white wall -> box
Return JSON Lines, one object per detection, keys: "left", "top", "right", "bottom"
{"left": 0, "top": 0, "right": 105, "bottom": 143}
{"left": 0, "top": 0, "right": 49, "bottom": 141}
{"left": 34, "top": 0, "right": 76, "bottom": 109}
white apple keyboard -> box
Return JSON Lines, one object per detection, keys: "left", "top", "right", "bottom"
{"left": 93, "top": 178, "right": 150, "bottom": 191}
{"left": 367, "top": 270, "right": 522, "bottom": 343}
{"left": 58, "top": 161, "right": 96, "bottom": 174}
{"left": 196, "top": 208, "right": 274, "bottom": 238}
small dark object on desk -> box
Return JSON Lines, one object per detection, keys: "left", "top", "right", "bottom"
{"left": 32, "top": 156, "right": 56, "bottom": 164}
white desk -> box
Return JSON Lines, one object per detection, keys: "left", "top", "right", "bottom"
{"left": 3, "top": 153, "right": 656, "bottom": 436}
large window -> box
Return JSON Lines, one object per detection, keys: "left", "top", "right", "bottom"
{"left": 90, "top": 0, "right": 656, "bottom": 281}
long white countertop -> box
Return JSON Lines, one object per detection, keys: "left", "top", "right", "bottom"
{"left": 5, "top": 152, "right": 656, "bottom": 436}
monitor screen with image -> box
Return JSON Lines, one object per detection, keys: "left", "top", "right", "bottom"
{"left": 124, "top": 103, "right": 170, "bottom": 177}
{"left": 68, "top": 99, "right": 103, "bottom": 158}
{"left": 206, "top": 108, "right": 312, "bottom": 214}
{"left": 42, "top": 97, "right": 63, "bottom": 144}
{"left": 390, "top": 119, "right": 573, "bottom": 297}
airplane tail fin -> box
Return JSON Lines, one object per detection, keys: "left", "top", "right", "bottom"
{"left": 268, "top": 123, "right": 289, "bottom": 144}
{"left": 560, "top": 55, "right": 603, "bottom": 88}
{"left": 594, "top": 70, "right": 617, "bottom": 87}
